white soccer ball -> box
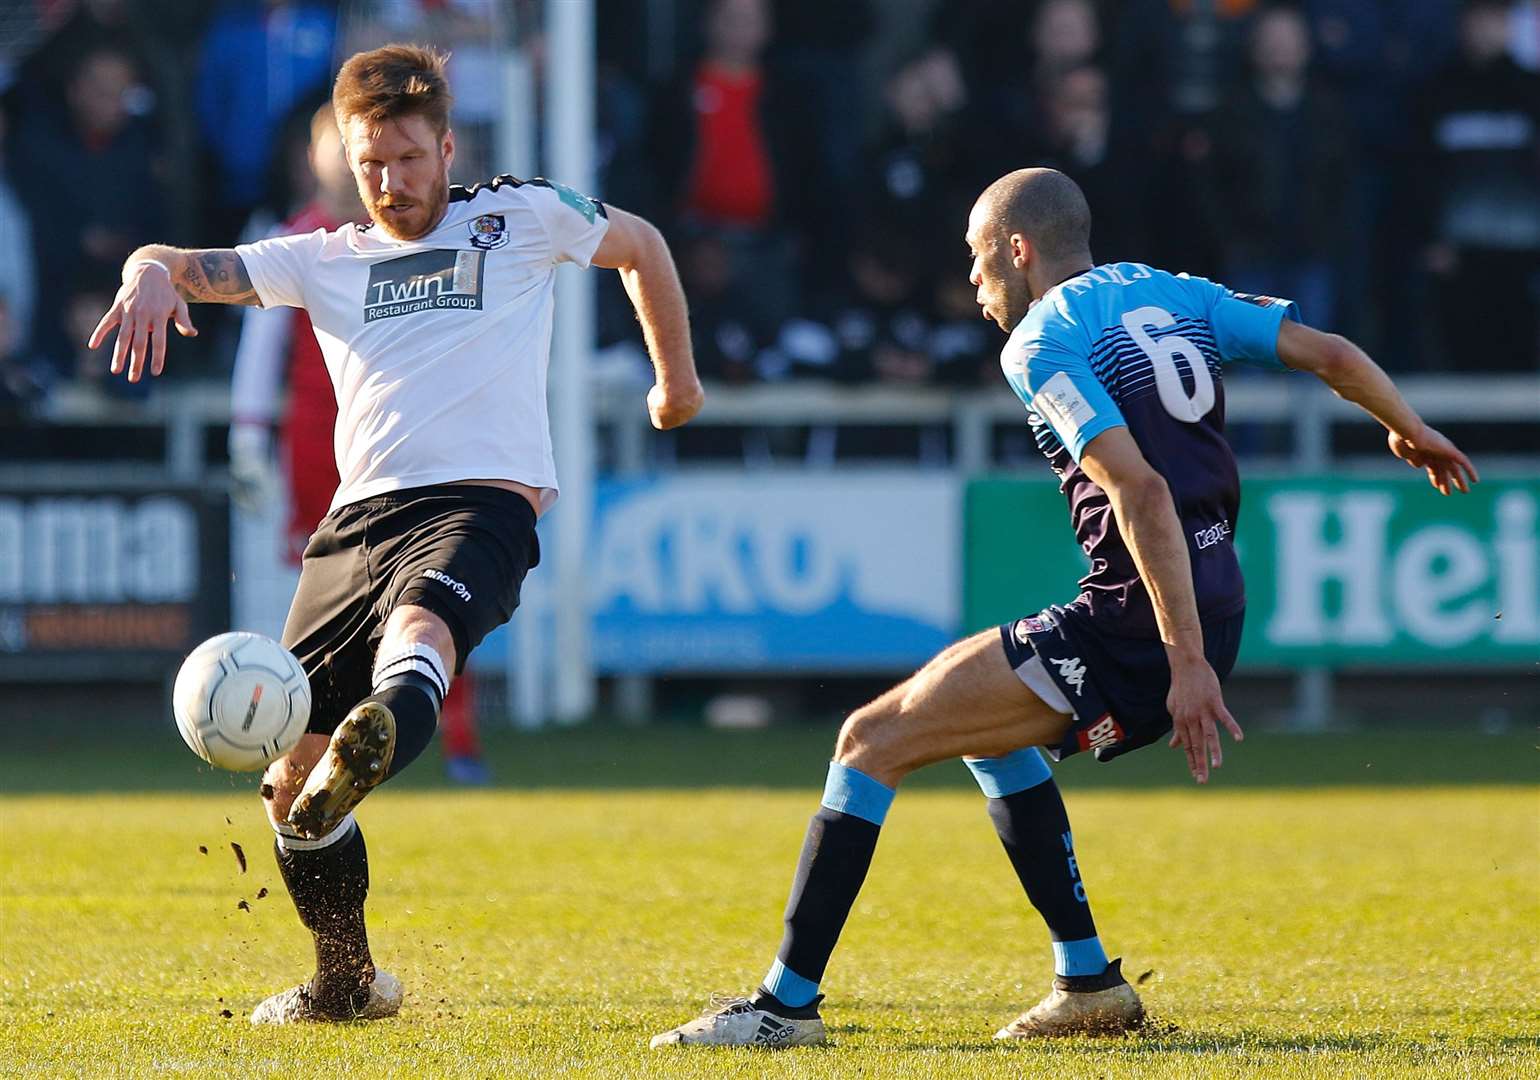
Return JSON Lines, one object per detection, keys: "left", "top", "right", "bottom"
{"left": 172, "top": 631, "right": 311, "bottom": 771}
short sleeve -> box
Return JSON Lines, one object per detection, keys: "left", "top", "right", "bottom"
{"left": 1206, "top": 284, "right": 1301, "bottom": 370}
{"left": 523, "top": 180, "right": 610, "bottom": 268}
{"left": 234, "top": 227, "right": 328, "bottom": 309}
{"left": 1002, "top": 330, "right": 1126, "bottom": 463}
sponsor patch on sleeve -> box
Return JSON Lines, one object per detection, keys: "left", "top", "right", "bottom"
{"left": 1232, "top": 292, "right": 1289, "bottom": 309}
{"left": 1031, "top": 371, "right": 1097, "bottom": 444}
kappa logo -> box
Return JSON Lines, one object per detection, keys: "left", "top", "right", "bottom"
{"left": 1078, "top": 713, "right": 1124, "bottom": 752}
{"left": 468, "top": 213, "right": 509, "bottom": 249}
{"left": 1052, "top": 655, "right": 1087, "bottom": 695}
{"left": 422, "top": 568, "right": 472, "bottom": 602}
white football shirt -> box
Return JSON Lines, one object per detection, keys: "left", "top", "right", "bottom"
{"left": 234, "top": 176, "right": 610, "bottom": 513}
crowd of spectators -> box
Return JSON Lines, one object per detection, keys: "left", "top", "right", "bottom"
{"left": 2, "top": 0, "right": 1537, "bottom": 420}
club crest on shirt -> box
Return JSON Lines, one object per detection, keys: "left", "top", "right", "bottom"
{"left": 468, "top": 213, "right": 509, "bottom": 250}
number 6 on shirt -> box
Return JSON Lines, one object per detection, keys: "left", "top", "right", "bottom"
{"left": 1120, "top": 306, "right": 1215, "bottom": 423}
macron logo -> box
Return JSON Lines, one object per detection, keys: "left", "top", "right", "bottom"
{"left": 422, "top": 568, "right": 472, "bottom": 602}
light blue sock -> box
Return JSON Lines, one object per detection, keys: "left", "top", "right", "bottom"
{"left": 964, "top": 748, "right": 1052, "bottom": 797}
{"left": 1052, "top": 936, "right": 1110, "bottom": 977}
{"left": 819, "top": 760, "right": 895, "bottom": 826}
{"left": 761, "top": 957, "right": 821, "bottom": 1008}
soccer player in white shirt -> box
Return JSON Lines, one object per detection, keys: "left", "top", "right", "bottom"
{"left": 88, "top": 44, "right": 703, "bottom": 1023}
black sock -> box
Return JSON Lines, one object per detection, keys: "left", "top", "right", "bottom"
{"left": 366, "top": 674, "right": 441, "bottom": 780}
{"left": 986, "top": 778, "right": 1108, "bottom": 974}
{"left": 273, "top": 821, "right": 374, "bottom": 1008}
{"left": 768, "top": 805, "right": 883, "bottom": 990}
{"left": 755, "top": 763, "right": 895, "bottom": 1009}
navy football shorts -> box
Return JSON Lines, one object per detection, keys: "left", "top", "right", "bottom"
{"left": 999, "top": 604, "right": 1245, "bottom": 763}
{"left": 281, "top": 483, "right": 540, "bottom": 735}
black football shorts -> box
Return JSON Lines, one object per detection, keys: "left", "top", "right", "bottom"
{"left": 280, "top": 483, "right": 540, "bottom": 735}
{"left": 1000, "top": 603, "right": 1245, "bottom": 763}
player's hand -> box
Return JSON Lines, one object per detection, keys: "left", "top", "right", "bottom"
{"left": 647, "top": 379, "right": 704, "bottom": 430}
{"left": 87, "top": 262, "right": 198, "bottom": 383}
{"left": 1388, "top": 425, "right": 1479, "bottom": 496}
{"left": 1166, "top": 653, "right": 1242, "bottom": 784}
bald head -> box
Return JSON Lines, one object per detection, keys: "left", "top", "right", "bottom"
{"left": 976, "top": 168, "right": 1092, "bottom": 262}
{"left": 965, "top": 168, "right": 1094, "bottom": 331}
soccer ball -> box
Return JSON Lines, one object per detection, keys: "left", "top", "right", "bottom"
{"left": 172, "top": 632, "right": 311, "bottom": 771}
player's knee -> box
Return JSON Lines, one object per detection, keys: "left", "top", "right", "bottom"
{"left": 260, "top": 734, "right": 328, "bottom": 824}
{"left": 833, "top": 700, "right": 904, "bottom": 776}
{"left": 260, "top": 756, "right": 307, "bottom": 824}
{"left": 382, "top": 604, "right": 459, "bottom": 674}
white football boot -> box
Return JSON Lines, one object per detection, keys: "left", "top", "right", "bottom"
{"left": 650, "top": 994, "right": 826, "bottom": 1049}
{"left": 994, "top": 958, "right": 1145, "bottom": 1038}
{"left": 250, "top": 969, "right": 403, "bottom": 1024}
{"left": 287, "top": 701, "right": 396, "bottom": 839}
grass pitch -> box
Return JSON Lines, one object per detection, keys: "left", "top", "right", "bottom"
{"left": 1, "top": 723, "right": 1536, "bottom": 1078}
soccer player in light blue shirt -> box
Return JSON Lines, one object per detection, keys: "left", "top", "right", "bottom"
{"left": 653, "top": 169, "right": 1478, "bottom": 1050}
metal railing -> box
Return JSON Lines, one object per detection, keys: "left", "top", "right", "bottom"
{"left": 9, "top": 373, "right": 1536, "bottom": 728}
{"left": 13, "top": 370, "right": 1536, "bottom": 480}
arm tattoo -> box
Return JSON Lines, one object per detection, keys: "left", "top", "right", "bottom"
{"left": 175, "top": 250, "right": 260, "bottom": 306}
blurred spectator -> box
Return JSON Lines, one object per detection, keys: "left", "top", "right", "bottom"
{"left": 1032, "top": 0, "right": 1102, "bottom": 84}
{"left": 1111, "top": 0, "right": 1260, "bottom": 277}
{"left": 649, "top": 0, "right": 826, "bottom": 326}
{"left": 767, "top": 0, "right": 875, "bottom": 264}
{"left": 9, "top": 45, "right": 165, "bottom": 375}
{"left": 228, "top": 102, "right": 360, "bottom": 554}
{"left": 0, "top": 110, "right": 36, "bottom": 355}
{"left": 869, "top": 48, "right": 974, "bottom": 224}
{"left": 196, "top": 0, "right": 336, "bottom": 243}
{"left": 0, "top": 297, "right": 47, "bottom": 422}
{"left": 1209, "top": 5, "right": 1353, "bottom": 329}
{"left": 771, "top": 226, "right": 934, "bottom": 384}
{"left": 5, "top": 1, "right": 206, "bottom": 239}
{"left": 1113, "top": 0, "right": 1261, "bottom": 120}
{"left": 676, "top": 230, "right": 775, "bottom": 384}
{"left": 1034, "top": 64, "right": 1148, "bottom": 264}
{"left": 1415, "top": 0, "right": 1540, "bottom": 372}
{"left": 1304, "top": 1, "right": 1458, "bottom": 357}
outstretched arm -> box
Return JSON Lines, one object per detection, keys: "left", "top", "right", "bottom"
{"left": 1276, "top": 320, "right": 1479, "bottom": 495}
{"left": 89, "top": 246, "right": 260, "bottom": 383}
{"left": 1080, "top": 427, "right": 1242, "bottom": 784}
{"left": 590, "top": 207, "right": 703, "bottom": 429}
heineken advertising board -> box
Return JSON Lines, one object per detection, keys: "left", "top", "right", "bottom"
{"left": 964, "top": 476, "right": 1539, "bottom": 668}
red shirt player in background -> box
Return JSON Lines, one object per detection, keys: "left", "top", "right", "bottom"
{"left": 228, "top": 103, "right": 491, "bottom": 784}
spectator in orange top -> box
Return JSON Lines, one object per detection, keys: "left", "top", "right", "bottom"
{"left": 649, "top": 0, "right": 836, "bottom": 337}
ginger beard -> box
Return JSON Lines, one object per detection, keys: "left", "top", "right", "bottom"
{"left": 345, "top": 114, "right": 454, "bottom": 242}
{"left": 367, "top": 169, "right": 449, "bottom": 241}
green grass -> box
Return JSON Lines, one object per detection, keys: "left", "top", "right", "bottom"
{"left": 1, "top": 725, "right": 1537, "bottom": 1078}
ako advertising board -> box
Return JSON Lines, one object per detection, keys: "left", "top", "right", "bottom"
{"left": 586, "top": 472, "right": 961, "bottom": 672}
